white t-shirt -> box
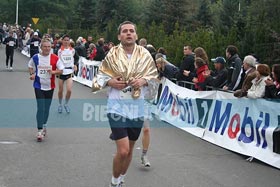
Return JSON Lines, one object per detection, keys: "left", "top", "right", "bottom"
{"left": 58, "top": 47, "right": 75, "bottom": 75}
{"left": 28, "top": 54, "right": 64, "bottom": 90}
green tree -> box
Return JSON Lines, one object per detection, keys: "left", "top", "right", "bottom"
{"left": 77, "top": 0, "right": 96, "bottom": 30}
{"left": 95, "top": 0, "right": 118, "bottom": 32}
{"left": 196, "top": 0, "right": 213, "bottom": 28}
{"left": 242, "top": 0, "right": 280, "bottom": 65}
{"left": 161, "top": 0, "right": 187, "bottom": 34}
{"left": 0, "top": 0, "right": 15, "bottom": 24}
{"left": 220, "top": 0, "right": 239, "bottom": 35}
{"left": 146, "top": 0, "right": 164, "bottom": 25}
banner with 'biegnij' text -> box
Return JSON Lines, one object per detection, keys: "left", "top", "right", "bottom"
{"left": 155, "top": 78, "right": 280, "bottom": 169}
{"left": 73, "top": 57, "right": 101, "bottom": 87}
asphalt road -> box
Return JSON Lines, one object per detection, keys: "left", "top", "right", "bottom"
{"left": 0, "top": 46, "right": 279, "bottom": 187}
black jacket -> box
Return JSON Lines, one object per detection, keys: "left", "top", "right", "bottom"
{"left": 264, "top": 84, "right": 280, "bottom": 99}
{"left": 74, "top": 44, "right": 87, "bottom": 58}
{"left": 94, "top": 44, "right": 105, "bottom": 61}
{"left": 205, "top": 68, "right": 228, "bottom": 88}
{"left": 226, "top": 54, "right": 242, "bottom": 90}
{"left": 3, "top": 36, "right": 17, "bottom": 51}
{"left": 176, "top": 54, "right": 195, "bottom": 82}
{"left": 159, "top": 63, "right": 179, "bottom": 80}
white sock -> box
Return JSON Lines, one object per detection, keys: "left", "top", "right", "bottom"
{"left": 111, "top": 176, "right": 120, "bottom": 185}
{"left": 120, "top": 174, "right": 126, "bottom": 183}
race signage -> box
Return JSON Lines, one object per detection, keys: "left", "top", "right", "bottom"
{"left": 156, "top": 78, "right": 280, "bottom": 169}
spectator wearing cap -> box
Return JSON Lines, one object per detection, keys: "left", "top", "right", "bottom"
{"left": 233, "top": 55, "right": 257, "bottom": 97}
{"left": 28, "top": 31, "right": 41, "bottom": 58}
{"left": 246, "top": 64, "right": 271, "bottom": 98}
{"left": 203, "top": 57, "right": 228, "bottom": 88}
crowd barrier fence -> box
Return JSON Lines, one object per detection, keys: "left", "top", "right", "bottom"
{"left": 73, "top": 61, "right": 280, "bottom": 169}
{"left": 155, "top": 78, "right": 280, "bottom": 169}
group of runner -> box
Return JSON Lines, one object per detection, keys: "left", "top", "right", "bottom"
{"left": 28, "top": 34, "right": 77, "bottom": 141}
{"left": 26, "top": 21, "right": 156, "bottom": 187}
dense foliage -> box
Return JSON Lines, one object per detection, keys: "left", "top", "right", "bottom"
{"left": 0, "top": 0, "right": 279, "bottom": 66}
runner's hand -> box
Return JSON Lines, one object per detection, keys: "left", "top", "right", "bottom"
{"left": 108, "top": 76, "right": 127, "bottom": 90}
{"left": 130, "top": 78, "right": 147, "bottom": 89}
{"left": 30, "top": 74, "right": 35, "bottom": 80}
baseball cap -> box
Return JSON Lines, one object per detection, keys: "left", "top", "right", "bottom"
{"left": 211, "top": 57, "right": 226, "bottom": 64}
{"left": 34, "top": 32, "right": 38, "bottom": 36}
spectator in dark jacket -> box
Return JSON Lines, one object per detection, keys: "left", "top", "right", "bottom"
{"left": 74, "top": 39, "right": 87, "bottom": 58}
{"left": 264, "top": 64, "right": 280, "bottom": 99}
{"left": 146, "top": 44, "right": 157, "bottom": 61}
{"left": 85, "top": 35, "right": 93, "bottom": 51}
{"left": 0, "top": 26, "right": 5, "bottom": 44}
{"left": 203, "top": 57, "right": 228, "bottom": 88}
{"left": 94, "top": 38, "right": 105, "bottom": 61}
{"left": 155, "top": 56, "right": 179, "bottom": 80}
{"left": 223, "top": 45, "right": 242, "bottom": 91}
{"left": 176, "top": 45, "right": 195, "bottom": 82}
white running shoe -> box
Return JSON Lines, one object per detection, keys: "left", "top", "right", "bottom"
{"left": 42, "top": 128, "right": 47, "bottom": 137}
{"left": 119, "top": 175, "right": 125, "bottom": 186}
{"left": 141, "top": 155, "right": 151, "bottom": 167}
{"left": 9, "top": 67, "right": 13, "bottom": 70}
{"left": 37, "top": 130, "right": 44, "bottom": 142}
{"left": 64, "top": 105, "right": 70, "bottom": 113}
{"left": 58, "top": 105, "right": 63, "bottom": 113}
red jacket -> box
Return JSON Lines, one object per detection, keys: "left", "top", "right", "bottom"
{"left": 89, "top": 48, "right": 97, "bottom": 60}
{"left": 195, "top": 64, "right": 209, "bottom": 90}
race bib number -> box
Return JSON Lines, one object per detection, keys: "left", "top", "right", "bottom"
{"left": 8, "top": 41, "right": 15, "bottom": 46}
{"left": 34, "top": 41, "right": 39, "bottom": 47}
{"left": 38, "top": 65, "right": 52, "bottom": 79}
{"left": 120, "top": 86, "right": 133, "bottom": 99}
{"left": 61, "top": 54, "right": 73, "bottom": 66}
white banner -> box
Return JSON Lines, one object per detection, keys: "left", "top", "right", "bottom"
{"left": 73, "top": 57, "right": 101, "bottom": 87}
{"left": 155, "top": 78, "right": 280, "bottom": 169}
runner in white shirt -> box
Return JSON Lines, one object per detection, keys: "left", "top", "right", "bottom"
{"left": 97, "top": 21, "right": 158, "bottom": 187}
{"left": 57, "top": 35, "right": 78, "bottom": 113}
{"left": 28, "top": 38, "right": 64, "bottom": 141}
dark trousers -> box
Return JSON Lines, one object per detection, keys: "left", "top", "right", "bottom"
{"left": 35, "top": 88, "right": 54, "bottom": 130}
{"left": 6, "top": 48, "right": 14, "bottom": 67}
